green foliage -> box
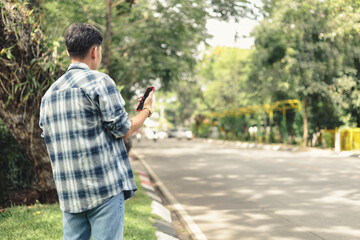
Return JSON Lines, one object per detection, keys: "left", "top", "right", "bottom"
{"left": 152, "top": 79, "right": 203, "bottom": 128}
{"left": 249, "top": 0, "right": 360, "bottom": 129}
{"left": 196, "top": 122, "right": 212, "bottom": 138}
{"left": 218, "top": 116, "right": 244, "bottom": 140}
{"left": 209, "top": 0, "right": 258, "bottom": 20}
{"left": 192, "top": 1, "right": 360, "bottom": 143}
{"left": 195, "top": 45, "right": 305, "bottom": 144}
{"left": 41, "top": 0, "right": 254, "bottom": 100}
{"left": 198, "top": 47, "right": 252, "bottom": 113}
{"left": 0, "top": 0, "right": 63, "bottom": 106}
{"left": 0, "top": 119, "right": 34, "bottom": 193}
{"left": 109, "top": 0, "right": 207, "bottom": 90}
{"left": 323, "top": 132, "right": 335, "bottom": 148}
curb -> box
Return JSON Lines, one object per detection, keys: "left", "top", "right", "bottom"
{"left": 131, "top": 150, "right": 207, "bottom": 240}
{"left": 197, "top": 138, "right": 360, "bottom": 158}
{"left": 197, "top": 138, "right": 309, "bottom": 152}
{"left": 130, "top": 153, "right": 180, "bottom": 240}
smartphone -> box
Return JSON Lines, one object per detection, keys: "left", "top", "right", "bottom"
{"left": 136, "top": 86, "right": 155, "bottom": 111}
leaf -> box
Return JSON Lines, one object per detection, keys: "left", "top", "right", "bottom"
{"left": 117, "top": 85, "right": 125, "bottom": 92}
{"left": 5, "top": 96, "right": 11, "bottom": 106}
{"left": 4, "top": 44, "right": 16, "bottom": 60}
{"left": 6, "top": 50, "right": 13, "bottom": 60}
{"left": 27, "top": 9, "right": 34, "bottom": 17}
{"left": 14, "top": 82, "right": 27, "bottom": 93}
{"left": 30, "top": 58, "right": 38, "bottom": 66}
{"left": 22, "top": 91, "right": 32, "bottom": 103}
{"left": 10, "top": 3, "right": 18, "bottom": 11}
{"left": 43, "top": 62, "right": 51, "bottom": 72}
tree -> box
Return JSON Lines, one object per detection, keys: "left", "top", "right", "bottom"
{"left": 0, "top": 0, "right": 62, "bottom": 201}
{"left": 249, "top": 0, "right": 360, "bottom": 145}
{"left": 103, "top": 0, "right": 113, "bottom": 73}
{"left": 198, "top": 47, "right": 252, "bottom": 113}
{"left": 41, "top": 0, "right": 256, "bottom": 92}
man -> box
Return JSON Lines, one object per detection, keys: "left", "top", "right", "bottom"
{"left": 39, "top": 23, "right": 154, "bottom": 240}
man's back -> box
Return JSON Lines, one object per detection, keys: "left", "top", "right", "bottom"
{"left": 40, "top": 63, "right": 136, "bottom": 213}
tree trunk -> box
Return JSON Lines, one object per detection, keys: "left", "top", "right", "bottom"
{"left": 302, "top": 98, "right": 309, "bottom": 147}
{"left": 103, "top": 0, "right": 113, "bottom": 73}
{"left": 0, "top": 105, "right": 57, "bottom": 203}
{"left": 0, "top": 1, "right": 58, "bottom": 203}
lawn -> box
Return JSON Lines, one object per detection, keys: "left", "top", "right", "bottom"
{"left": 0, "top": 173, "right": 157, "bottom": 240}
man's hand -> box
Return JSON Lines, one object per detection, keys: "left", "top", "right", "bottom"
{"left": 123, "top": 91, "right": 154, "bottom": 139}
{"left": 143, "top": 91, "right": 154, "bottom": 109}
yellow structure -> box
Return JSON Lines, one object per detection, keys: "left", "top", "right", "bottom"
{"left": 340, "top": 128, "right": 360, "bottom": 151}
{"left": 206, "top": 99, "right": 302, "bottom": 143}
{"left": 209, "top": 99, "right": 302, "bottom": 122}
{"left": 323, "top": 128, "right": 360, "bottom": 151}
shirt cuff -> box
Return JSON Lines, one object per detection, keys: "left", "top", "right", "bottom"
{"left": 108, "top": 115, "right": 132, "bottom": 138}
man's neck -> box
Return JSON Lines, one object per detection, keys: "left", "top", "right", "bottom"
{"left": 71, "top": 58, "right": 95, "bottom": 70}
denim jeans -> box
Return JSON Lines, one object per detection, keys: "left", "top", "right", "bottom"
{"left": 62, "top": 192, "right": 125, "bottom": 240}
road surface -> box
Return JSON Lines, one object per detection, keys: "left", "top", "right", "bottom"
{"left": 133, "top": 138, "right": 360, "bottom": 240}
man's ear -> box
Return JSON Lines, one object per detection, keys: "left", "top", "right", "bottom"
{"left": 90, "top": 46, "right": 97, "bottom": 59}
{"left": 66, "top": 50, "right": 70, "bottom": 57}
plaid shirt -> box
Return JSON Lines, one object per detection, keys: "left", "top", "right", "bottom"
{"left": 39, "top": 63, "right": 136, "bottom": 213}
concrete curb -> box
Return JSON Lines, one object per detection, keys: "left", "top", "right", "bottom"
{"left": 197, "top": 138, "right": 309, "bottom": 152}
{"left": 197, "top": 138, "right": 360, "bottom": 158}
{"left": 130, "top": 154, "right": 180, "bottom": 240}
{"left": 132, "top": 150, "right": 207, "bottom": 240}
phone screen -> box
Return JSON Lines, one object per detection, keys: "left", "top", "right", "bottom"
{"left": 136, "top": 87, "right": 154, "bottom": 111}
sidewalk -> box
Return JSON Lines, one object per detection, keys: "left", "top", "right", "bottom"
{"left": 129, "top": 153, "right": 181, "bottom": 240}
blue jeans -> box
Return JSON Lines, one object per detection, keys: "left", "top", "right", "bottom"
{"left": 62, "top": 192, "right": 125, "bottom": 240}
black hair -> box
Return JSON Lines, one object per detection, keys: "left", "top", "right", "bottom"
{"left": 65, "top": 23, "right": 103, "bottom": 59}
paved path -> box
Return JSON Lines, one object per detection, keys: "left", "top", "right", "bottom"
{"left": 133, "top": 138, "right": 360, "bottom": 240}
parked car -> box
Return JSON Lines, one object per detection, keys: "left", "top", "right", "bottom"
{"left": 168, "top": 129, "right": 178, "bottom": 138}
{"left": 177, "top": 129, "right": 193, "bottom": 140}
{"left": 169, "top": 128, "right": 193, "bottom": 140}
{"left": 157, "top": 131, "right": 169, "bottom": 139}
{"left": 144, "top": 128, "right": 159, "bottom": 141}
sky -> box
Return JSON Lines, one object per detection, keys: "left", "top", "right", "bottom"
{"left": 206, "top": 18, "right": 259, "bottom": 49}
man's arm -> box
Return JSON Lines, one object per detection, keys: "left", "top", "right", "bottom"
{"left": 97, "top": 77, "right": 132, "bottom": 138}
{"left": 123, "top": 91, "right": 154, "bottom": 139}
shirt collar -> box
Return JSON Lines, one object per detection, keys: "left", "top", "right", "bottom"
{"left": 67, "top": 62, "right": 91, "bottom": 71}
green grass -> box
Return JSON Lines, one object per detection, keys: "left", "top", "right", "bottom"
{"left": 0, "top": 173, "right": 157, "bottom": 240}
{"left": 124, "top": 173, "right": 157, "bottom": 240}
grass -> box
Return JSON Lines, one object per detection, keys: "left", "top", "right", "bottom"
{"left": 0, "top": 173, "right": 157, "bottom": 240}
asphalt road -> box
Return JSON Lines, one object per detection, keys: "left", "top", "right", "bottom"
{"left": 132, "top": 138, "right": 360, "bottom": 240}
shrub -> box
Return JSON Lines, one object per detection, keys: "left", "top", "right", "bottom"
{"left": 0, "top": 119, "right": 34, "bottom": 194}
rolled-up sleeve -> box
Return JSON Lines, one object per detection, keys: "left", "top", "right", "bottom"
{"left": 96, "top": 76, "right": 132, "bottom": 138}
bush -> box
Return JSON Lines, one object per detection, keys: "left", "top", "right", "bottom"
{"left": 323, "top": 132, "right": 335, "bottom": 148}
{"left": 0, "top": 119, "right": 34, "bottom": 194}
{"left": 195, "top": 123, "right": 212, "bottom": 138}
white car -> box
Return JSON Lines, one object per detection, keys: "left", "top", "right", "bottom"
{"left": 144, "top": 128, "right": 159, "bottom": 141}
{"left": 157, "top": 131, "right": 169, "bottom": 139}
{"left": 176, "top": 129, "right": 193, "bottom": 140}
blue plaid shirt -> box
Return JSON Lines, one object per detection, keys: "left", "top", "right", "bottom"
{"left": 39, "top": 63, "right": 137, "bottom": 213}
